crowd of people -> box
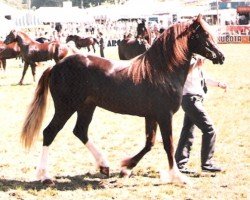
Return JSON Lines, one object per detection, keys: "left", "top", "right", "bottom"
{"left": 3, "top": 19, "right": 167, "bottom": 49}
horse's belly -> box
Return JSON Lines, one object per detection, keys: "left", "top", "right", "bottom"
{"left": 91, "top": 90, "right": 151, "bottom": 117}
{"left": 30, "top": 52, "right": 51, "bottom": 62}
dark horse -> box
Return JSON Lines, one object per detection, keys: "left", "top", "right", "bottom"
{"left": 21, "top": 15, "right": 224, "bottom": 185}
{"left": 0, "top": 40, "right": 20, "bottom": 71}
{"left": 66, "top": 35, "right": 99, "bottom": 53}
{"left": 118, "top": 20, "right": 152, "bottom": 60}
{"left": 35, "top": 37, "right": 50, "bottom": 43}
{"left": 4, "top": 30, "right": 71, "bottom": 85}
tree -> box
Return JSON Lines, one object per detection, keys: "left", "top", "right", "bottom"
{"left": 31, "top": 0, "right": 128, "bottom": 9}
{"left": 31, "top": 0, "right": 63, "bottom": 8}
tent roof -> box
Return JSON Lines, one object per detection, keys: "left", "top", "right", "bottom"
{"left": 35, "top": 7, "right": 94, "bottom": 23}
{"left": 0, "top": 2, "right": 20, "bottom": 16}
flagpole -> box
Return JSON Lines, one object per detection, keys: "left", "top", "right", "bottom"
{"left": 216, "top": 0, "right": 219, "bottom": 25}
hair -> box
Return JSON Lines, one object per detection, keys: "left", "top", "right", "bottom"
{"left": 128, "top": 22, "right": 191, "bottom": 85}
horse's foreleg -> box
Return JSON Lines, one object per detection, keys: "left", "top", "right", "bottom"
{"left": 19, "top": 62, "right": 29, "bottom": 85}
{"left": 158, "top": 115, "right": 189, "bottom": 185}
{"left": 73, "top": 104, "right": 109, "bottom": 177}
{"left": 120, "top": 117, "right": 157, "bottom": 177}
{"left": 92, "top": 45, "right": 96, "bottom": 53}
{"left": 87, "top": 46, "right": 91, "bottom": 52}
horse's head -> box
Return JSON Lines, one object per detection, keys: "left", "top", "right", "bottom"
{"left": 188, "top": 14, "right": 225, "bottom": 64}
{"left": 66, "top": 35, "right": 75, "bottom": 43}
{"left": 137, "top": 21, "right": 147, "bottom": 36}
{"left": 137, "top": 21, "right": 151, "bottom": 45}
{"left": 4, "top": 30, "right": 17, "bottom": 45}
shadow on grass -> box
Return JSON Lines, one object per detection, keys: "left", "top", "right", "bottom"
{"left": 0, "top": 171, "right": 216, "bottom": 192}
{"left": 10, "top": 83, "right": 33, "bottom": 87}
{"left": 0, "top": 172, "right": 123, "bottom": 192}
{"left": 0, "top": 83, "right": 33, "bottom": 87}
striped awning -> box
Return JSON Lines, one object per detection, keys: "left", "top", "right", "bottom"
{"left": 14, "top": 11, "right": 43, "bottom": 27}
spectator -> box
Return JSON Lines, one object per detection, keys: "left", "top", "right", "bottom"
{"left": 175, "top": 56, "right": 227, "bottom": 173}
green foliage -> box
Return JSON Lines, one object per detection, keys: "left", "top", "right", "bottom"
{"left": 0, "top": 0, "right": 25, "bottom": 9}
{"left": 0, "top": 0, "right": 129, "bottom": 9}
{"left": 31, "top": 0, "right": 63, "bottom": 8}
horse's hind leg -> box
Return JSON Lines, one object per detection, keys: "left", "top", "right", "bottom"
{"left": 73, "top": 103, "right": 109, "bottom": 177}
{"left": 37, "top": 107, "right": 75, "bottom": 184}
{"left": 120, "top": 117, "right": 157, "bottom": 177}
{"left": 31, "top": 62, "right": 37, "bottom": 82}
{"left": 2, "top": 59, "right": 6, "bottom": 71}
{"left": 87, "top": 46, "right": 91, "bottom": 52}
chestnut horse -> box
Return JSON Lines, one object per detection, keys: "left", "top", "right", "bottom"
{"left": 0, "top": 41, "right": 20, "bottom": 71}
{"left": 21, "top": 15, "right": 224, "bottom": 186}
{"left": 4, "top": 30, "right": 71, "bottom": 85}
{"left": 118, "top": 21, "right": 152, "bottom": 60}
{"left": 66, "top": 35, "right": 99, "bottom": 53}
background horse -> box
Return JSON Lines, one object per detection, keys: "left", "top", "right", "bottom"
{"left": 20, "top": 15, "right": 224, "bottom": 186}
{"left": 0, "top": 41, "right": 20, "bottom": 71}
{"left": 35, "top": 37, "right": 50, "bottom": 43}
{"left": 4, "top": 30, "right": 71, "bottom": 85}
{"left": 66, "top": 35, "right": 99, "bottom": 53}
{"left": 118, "top": 21, "right": 152, "bottom": 60}
{"left": 137, "top": 20, "right": 152, "bottom": 44}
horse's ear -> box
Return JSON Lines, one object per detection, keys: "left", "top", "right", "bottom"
{"left": 196, "top": 14, "right": 203, "bottom": 23}
{"left": 191, "top": 14, "right": 203, "bottom": 32}
{"left": 12, "top": 29, "right": 18, "bottom": 37}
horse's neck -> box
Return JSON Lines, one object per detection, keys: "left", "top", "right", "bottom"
{"left": 145, "top": 41, "right": 192, "bottom": 78}
{"left": 145, "top": 27, "right": 152, "bottom": 45}
{"left": 17, "top": 32, "right": 33, "bottom": 46}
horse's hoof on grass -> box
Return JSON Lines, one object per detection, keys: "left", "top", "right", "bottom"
{"left": 100, "top": 166, "right": 109, "bottom": 177}
{"left": 42, "top": 179, "right": 55, "bottom": 187}
{"left": 119, "top": 167, "right": 132, "bottom": 178}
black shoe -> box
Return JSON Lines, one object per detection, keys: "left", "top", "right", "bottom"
{"left": 202, "top": 164, "right": 222, "bottom": 172}
{"left": 178, "top": 165, "right": 196, "bottom": 174}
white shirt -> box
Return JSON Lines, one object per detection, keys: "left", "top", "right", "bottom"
{"left": 183, "top": 59, "right": 206, "bottom": 96}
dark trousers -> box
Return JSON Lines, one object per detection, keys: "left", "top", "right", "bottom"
{"left": 100, "top": 46, "right": 104, "bottom": 58}
{"left": 175, "top": 95, "right": 216, "bottom": 167}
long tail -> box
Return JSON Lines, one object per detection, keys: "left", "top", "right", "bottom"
{"left": 21, "top": 67, "right": 52, "bottom": 149}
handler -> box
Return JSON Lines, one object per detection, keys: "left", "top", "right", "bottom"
{"left": 175, "top": 56, "right": 227, "bottom": 173}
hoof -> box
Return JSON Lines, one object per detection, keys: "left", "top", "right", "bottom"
{"left": 160, "top": 169, "right": 191, "bottom": 185}
{"left": 119, "top": 167, "right": 132, "bottom": 178}
{"left": 100, "top": 166, "right": 109, "bottom": 177}
{"left": 42, "top": 179, "right": 55, "bottom": 187}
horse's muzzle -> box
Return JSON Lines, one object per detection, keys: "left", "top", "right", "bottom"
{"left": 212, "top": 53, "right": 225, "bottom": 65}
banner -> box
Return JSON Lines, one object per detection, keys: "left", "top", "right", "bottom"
{"left": 218, "top": 35, "right": 250, "bottom": 44}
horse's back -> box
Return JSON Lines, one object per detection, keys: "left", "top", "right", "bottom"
{"left": 49, "top": 54, "right": 152, "bottom": 115}
{"left": 51, "top": 54, "right": 129, "bottom": 78}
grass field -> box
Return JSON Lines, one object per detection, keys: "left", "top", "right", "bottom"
{"left": 0, "top": 44, "right": 249, "bottom": 200}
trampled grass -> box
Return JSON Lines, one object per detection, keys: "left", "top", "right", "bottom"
{"left": 0, "top": 44, "right": 249, "bottom": 200}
